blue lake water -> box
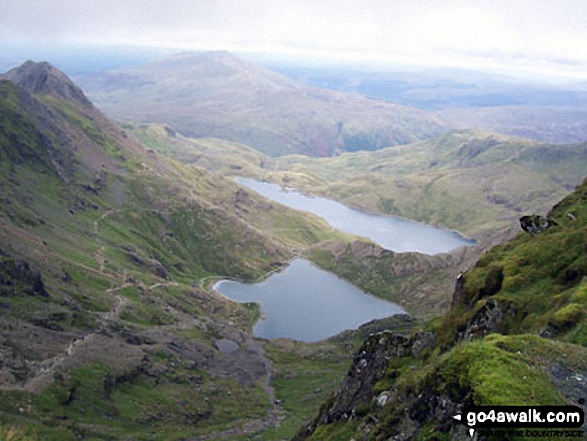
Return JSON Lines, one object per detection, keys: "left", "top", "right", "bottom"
{"left": 237, "top": 177, "right": 474, "bottom": 255}
{"left": 214, "top": 259, "right": 404, "bottom": 342}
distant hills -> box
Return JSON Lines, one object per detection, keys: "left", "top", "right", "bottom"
{"left": 269, "top": 63, "right": 587, "bottom": 144}
{"left": 75, "top": 51, "right": 449, "bottom": 157}
{"left": 440, "top": 105, "right": 587, "bottom": 144}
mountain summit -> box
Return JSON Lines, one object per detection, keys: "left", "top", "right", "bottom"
{"left": 1, "top": 60, "right": 92, "bottom": 107}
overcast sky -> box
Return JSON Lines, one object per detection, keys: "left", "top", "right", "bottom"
{"left": 1, "top": 0, "right": 587, "bottom": 81}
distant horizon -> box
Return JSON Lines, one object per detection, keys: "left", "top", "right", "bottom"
{"left": 2, "top": 42, "right": 587, "bottom": 89}
{"left": 1, "top": 1, "right": 587, "bottom": 83}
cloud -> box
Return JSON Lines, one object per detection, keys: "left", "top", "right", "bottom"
{"left": 1, "top": 0, "right": 587, "bottom": 79}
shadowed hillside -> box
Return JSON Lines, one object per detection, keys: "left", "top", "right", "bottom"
{"left": 75, "top": 51, "right": 449, "bottom": 157}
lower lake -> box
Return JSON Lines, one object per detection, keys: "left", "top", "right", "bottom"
{"left": 214, "top": 259, "right": 404, "bottom": 342}
{"left": 236, "top": 177, "right": 474, "bottom": 255}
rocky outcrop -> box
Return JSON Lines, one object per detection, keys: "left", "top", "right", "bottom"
{"left": 126, "top": 251, "right": 170, "bottom": 280}
{"left": 0, "top": 257, "right": 48, "bottom": 298}
{"left": 294, "top": 327, "right": 437, "bottom": 440}
{"left": 150, "top": 258, "right": 170, "bottom": 281}
{"left": 549, "top": 364, "right": 587, "bottom": 431}
{"left": 1, "top": 61, "right": 92, "bottom": 107}
{"left": 458, "top": 298, "right": 504, "bottom": 341}
{"left": 520, "top": 214, "right": 557, "bottom": 235}
{"left": 328, "top": 332, "right": 409, "bottom": 421}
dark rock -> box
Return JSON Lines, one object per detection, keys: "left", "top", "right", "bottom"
{"left": 127, "top": 251, "right": 146, "bottom": 266}
{"left": 459, "top": 299, "right": 503, "bottom": 341}
{"left": 549, "top": 364, "right": 587, "bottom": 431}
{"left": 410, "top": 331, "right": 436, "bottom": 357}
{"left": 328, "top": 332, "right": 409, "bottom": 421}
{"left": 451, "top": 272, "right": 467, "bottom": 306}
{"left": 149, "top": 259, "right": 170, "bottom": 280}
{"left": 520, "top": 214, "right": 557, "bottom": 235}
{"left": 539, "top": 325, "right": 557, "bottom": 338}
{"left": 0, "top": 258, "right": 48, "bottom": 297}
{"left": 295, "top": 328, "right": 439, "bottom": 440}
{"left": 127, "top": 252, "right": 169, "bottom": 280}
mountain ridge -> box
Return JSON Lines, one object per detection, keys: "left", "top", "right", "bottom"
{"left": 1, "top": 60, "right": 92, "bottom": 107}
{"left": 75, "top": 51, "right": 450, "bottom": 157}
{"left": 0, "top": 62, "right": 361, "bottom": 440}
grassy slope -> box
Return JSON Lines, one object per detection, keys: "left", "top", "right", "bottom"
{"left": 272, "top": 130, "right": 587, "bottom": 239}
{"left": 129, "top": 124, "right": 587, "bottom": 321}
{"left": 128, "top": 124, "right": 587, "bottom": 240}
{"left": 0, "top": 77, "right": 356, "bottom": 440}
{"left": 300, "top": 178, "right": 587, "bottom": 441}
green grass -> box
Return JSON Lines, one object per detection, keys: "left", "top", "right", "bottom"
{"left": 259, "top": 340, "right": 353, "bottom": 440}
{"left": 0, "top": 79, "right": 380, "bottom": 440}
{"left": 300, "top": 177, "right": 587, "bottom": 440}
{"left": 305, "top": 243, "right": 458, "bottom": 318}
{"left": 308, "top": 420, "right": 360, "bottom": 440}
{"left": 434, "top": 336, "right": 565, "bottom": 406}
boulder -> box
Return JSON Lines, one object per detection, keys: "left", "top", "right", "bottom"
{"left": 520, "top": 214, "right": 557, "bottom": 235}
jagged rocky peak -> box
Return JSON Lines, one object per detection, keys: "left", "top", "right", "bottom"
{"left": 1, "top": 60, "right": 92, "bottom": 107}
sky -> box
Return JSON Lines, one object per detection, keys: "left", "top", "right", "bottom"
{"left": 1, "top": 0, "right": 587, "bottom": 81}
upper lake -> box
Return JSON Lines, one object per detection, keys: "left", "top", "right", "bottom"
{"left": 214, "top": 259, "right": 404, "bottom": 342}
{"left": 236, "top": 177, "right": 474, "bottom": 255}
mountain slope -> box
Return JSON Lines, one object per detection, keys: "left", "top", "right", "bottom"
{"left": 75, "top": 51, "right": 449, "bottom": 157}
{"left": 266, "top": 130, "right": 587, "bottom": 238}
{"left": 0, "top": 62, "right": 353, "bottom": 440}
{"left": 128, "top": 123, "right": 587, "bottom": 240}
{"left": 295, "top": 177, "right": 587, "bottom": 440}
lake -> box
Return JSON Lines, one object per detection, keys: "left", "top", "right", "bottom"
{"left": 237, "top": 177, "right": 474, "bottom": 255}
{"left": 214, "top": 259, "right": 404, "bottom": 342}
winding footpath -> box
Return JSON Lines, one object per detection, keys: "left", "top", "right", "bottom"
{"left": 1, "top": 208, "right": 283, "bottom": 438}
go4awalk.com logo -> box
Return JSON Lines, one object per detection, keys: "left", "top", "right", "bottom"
{"left": 453, "top": 405, "right": 585, "bottom": 438}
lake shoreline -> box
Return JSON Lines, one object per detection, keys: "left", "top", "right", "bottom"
{"left": 235, "top": 177, "right": 475, "bottom": 255}
{"left": 213, "top": 258, "right": 405, "bottom": 343}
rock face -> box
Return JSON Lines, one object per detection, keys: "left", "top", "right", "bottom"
{"left": 520, "top": 214, "right": 557, "bottom": 235}
{"left": 458, "top": 298, "right": 504, "bottom": 341}
{"left": 329, "top": 332, "right": 409, "bottom": 421}
{"left": 294, "top": 327, "right": 437, "bottom": 440}
{"left": 549, "top": 364, "right": 587, "bottom": 432}
{"left": 1, "top": 61, "right": 92, "bottom": 107}
{"left": 0, "top": 257, "right": 48, "bottom": 298}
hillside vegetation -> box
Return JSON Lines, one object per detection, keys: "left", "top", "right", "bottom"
{"left": 295, "top": 176, "right": 587, "bottom": 440}
{"left": 0, "top": 62, "right": 358, "bottom": 440}
{"left": 129, "top": 124, "right": 587, "bottom": 240}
